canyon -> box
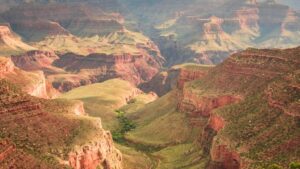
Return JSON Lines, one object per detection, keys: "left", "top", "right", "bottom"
{"left": 122, "top": 0, "right": 300, "bottom": 65}
{"left": 105, "top": 47, "right": 299, "bottom": 169}
{"left": 0, "top": 0, "right": 299, "bottom": 169}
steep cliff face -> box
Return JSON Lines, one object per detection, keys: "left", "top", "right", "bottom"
{"left": 208, "top": 145, "right": 241, "bottom": 169}
{"left": 0, "top": 56, "right": 49, "bottom": 98}
{"left": 11, "top": 50, "right": 60, "bottom": 72}
{"left": 177, "top": 47, "right": 300, "bottom": 168}
{"left": 0, "top": 80, "right": 123, "bottom": 169}
{"left": 49, "top": 53, "right": 160, "bottom": 92}
{"left": 176, "top": 65, "right": 212, "bottom": 89}
{"left": 178, "top": 90, "right": 241, "bottom": 117}
{"left": 69, "top": 129, "right": 122, "bottom": 169}
{"left": 140, "top": 64, "right": 212, "bottom": 96}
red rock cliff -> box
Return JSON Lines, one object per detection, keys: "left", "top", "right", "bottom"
{"left": 140, "top": 64, "right": 211, "bottom": 96}
{"left": 50, "top": 52, "right": 160, "bottom": 92}
{"left": 0, "top": 80, "right": 123, "bottom": 169}
{"left": 0, "top": 57, "right": 49, "bottom": 98}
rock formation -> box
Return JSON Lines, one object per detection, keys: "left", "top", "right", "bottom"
{"left": 0, "top": 25, "right": 34, "bottom": 55}
{"left": 11, "top": 50, "right": 60, "bottom": 72}
{"left": 123, "top": 0, "right": 300, "bottom": 65}
{"left": 0, "top": 56, "right": 49, "bottom": 98}
{"left": 48, "top": 53, "right": 160, "bottom": 92}
{"left": 140, "top": 64, "right": 212, "bottom": 96}
{"left": 175, "top": 47, "right": 300, "bottom": 168}
{"left": 69, "top": 130, "right": 122, "bottom": 169}
{"left": 0, "top": 79, "right": 123, "bottom": 169}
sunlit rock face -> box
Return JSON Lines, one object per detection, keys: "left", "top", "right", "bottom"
{"left": 0, "top": 56, "right": 49, "bottom": 98}
{"left": 68, "top": 121, "right": 123, "bottom": 169}
{"left": 0, "top": 25, "right": 35, "bottom": 55}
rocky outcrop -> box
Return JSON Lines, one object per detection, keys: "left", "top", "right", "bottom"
{"left": 25, "top": 71, "right": 48, "bottom": 98}
{"left": 177, "top": 67, "right": 210, "bottom": 89}
{"left": 11, "top": 50, "right": 60, "bottom": 72}
{"left": 208, "top": 145, "right": 241, "bottom": 169}
{"left": 50, "top": 53, "right": 160, "bottom": 92}
{"left": 187, "top": 47, "right": 300, "bottom": 168}
{"left": 0, "top": 56, "right": 14, "bottom": 75}
{"left": 0, "top": 25, "right": 11, "bottom": 38}
{"left": 139, "top": 68, "right": 180, "bottom": 96}
{"left": 140, "top": 64, "right": 211, "bottom": 96}
{"left": 207, "top": 114, "right": 225, "bottom": 132}
{"left": 0, "top": 25, "right": 34, "bottom": 54}
{"left": 0, "top": 80, "right": 123, "bottom": 169}
{"left": 72, "top": 101, "right": 86, "bottom": 116}
{"left": 178, "top": 89, "right": 241, "bottom": 117}
{"left": 0, "top": 56, "right": 49, "bottom": 98}
{"left": 69, "top": 129, "right": 122, "bottom": 169}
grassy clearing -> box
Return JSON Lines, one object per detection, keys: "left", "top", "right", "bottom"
{"left": 119, "top": 93, "right": 157, "bottom": 115}
{"left": 124, "top": 91, "right": 202, "bottom": 147}
{"left": 59, "top": 79, "right": 139, "bottom": 130}
{"left": 153, "top": 143, "right": 208, "bottom": 169}
{"left": 116, "top": 144, "right": 154, "bottom": 169}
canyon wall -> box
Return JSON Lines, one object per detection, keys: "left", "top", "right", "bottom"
{"left": 174, "top": 47, "right": 300, "bottom": 168}
{"left": 0, "top": 80, "right": 123, "bottom": 169}
{"left": 0, "top": 56, "right": 49, "bottom": 98}
{"left": 49, "top": 53, "right": 160, "bottom": 92}
{"left": 140, "top": 64, "right": 211, "bottom": 96}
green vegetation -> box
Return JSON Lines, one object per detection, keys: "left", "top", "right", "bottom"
{"left": 265, "top": 162, "right": 300, "bottom": 169}
{"left": 115, "top": 144, "right": 154, "bottom": 169}
{"left": 59, "top": 79, "right": 139, "bottom": 130}
{"left": 290, "top": 162, "right": 300, "bottom": 169}
{"left": 124, "top": 91, "right": 203, "bottom": 147}
{"left": 112, "top": 111, "right": 136, "bottom": 143}
{"left": 267, "top": 164, "right": 283, "bottom": 169}
{"left": 119, "top": 93, "right": 157, "bottom": 115}
{"left": 153, "top": 143, "right": 207, "bottom": 169}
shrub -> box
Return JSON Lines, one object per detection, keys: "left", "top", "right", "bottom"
{"left": 267, "top": 164, "right": 283, "bottom": 169}
{"left": 112, "top": 111, "right": 136, "bottom": 143}
{"left": 290, "top": 162, "right": 300, "bottom": 169}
